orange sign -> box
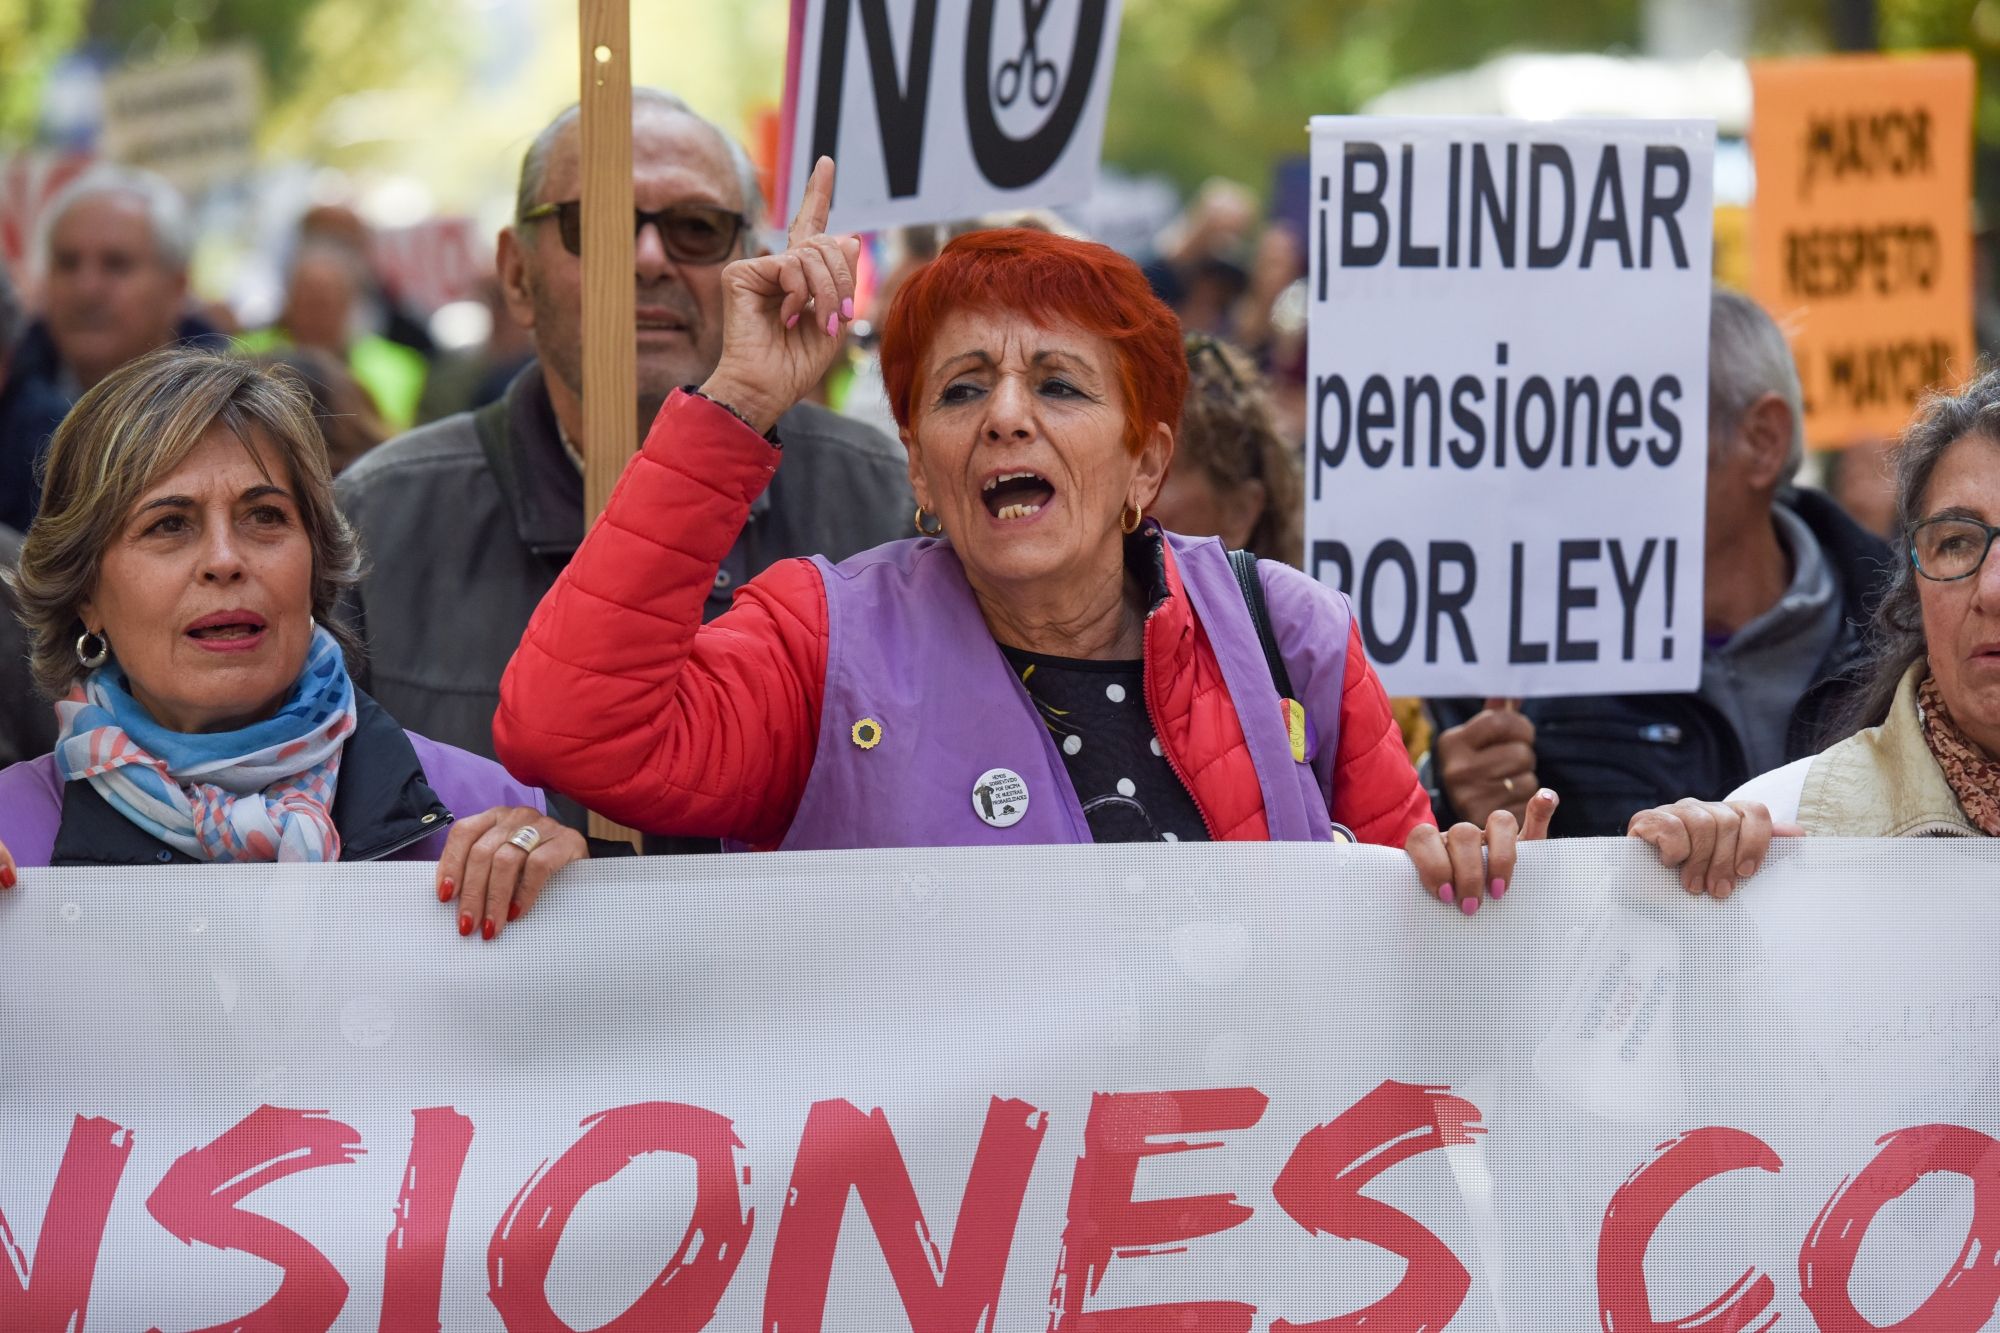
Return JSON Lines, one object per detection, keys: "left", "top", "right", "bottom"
{"left": 1750, "top": 53, "right": 1974, "bottom": 445}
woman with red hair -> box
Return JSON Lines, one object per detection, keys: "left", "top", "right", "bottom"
{"left": 495, "top": 161, "right": 1547, "bottom": 907}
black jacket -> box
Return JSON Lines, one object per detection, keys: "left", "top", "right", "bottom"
{"left": 0, "top": 523, "right": 56, "bottom": 768}
{"left": 1427, "top": 490, "right": 1894, "bottom": 837}
{"left": 0, "top": 316, "right": 227, "bottom": 531}
{"left": 0, "top": 323, "right": 74, "bottom": 532}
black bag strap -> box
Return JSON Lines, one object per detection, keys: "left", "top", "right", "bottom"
{"left": 1227, "top": 548, "right": 1296, "bottom": 702}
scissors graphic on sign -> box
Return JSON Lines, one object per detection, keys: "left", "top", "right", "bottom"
{"left": 996, "top": 0, "right": 1059, "bottom": 109}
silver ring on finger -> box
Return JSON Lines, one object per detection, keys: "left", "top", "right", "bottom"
{"left": 507, "top": 824, "right": 544, "bottom": 854}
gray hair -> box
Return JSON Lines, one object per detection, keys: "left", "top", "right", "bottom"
{"left": 1836, "top": 366, "right": 2000, "bottom": 738}
{"left": 1708, "top": 287, "right": 1805, "bottom": 485}
{"left": 514, "top": 88, "right": 766, "bottom": 255}
{"left": 39, "top": 164, "right": 194, "bottom": 273}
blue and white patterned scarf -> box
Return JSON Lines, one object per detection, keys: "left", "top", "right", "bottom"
{"left": 53, "top": 626, "right": 358, "bottom": 863}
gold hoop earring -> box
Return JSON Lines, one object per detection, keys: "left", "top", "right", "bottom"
{"left": 914, "top": 506, "right": 945, "bottom": 538}
{"left": 76, "top": 630, "right": 109, "bottom": 670}
{"left": 1120, "top": 504, "right": 1143, "bottom": 535}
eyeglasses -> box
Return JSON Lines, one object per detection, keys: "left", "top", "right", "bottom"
{"left": 518, "top": 200, "right": 747, "bottom": 265}
{"left": 1910, "top": 516, "right": 2000, "bottom": 581}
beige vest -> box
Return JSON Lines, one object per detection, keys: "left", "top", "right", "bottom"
{"left": 1796, "top": 662, "right": 1981, "bottom": 837}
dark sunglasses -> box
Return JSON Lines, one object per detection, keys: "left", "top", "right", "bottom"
{"left": 518, "top": 200, "right": 747, "bottom": 265}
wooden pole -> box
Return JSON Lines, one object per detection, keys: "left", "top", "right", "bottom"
{"left": 578, "top": 0, "right": 643, "bottom": 850}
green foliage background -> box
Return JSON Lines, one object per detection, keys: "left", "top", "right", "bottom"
{"left": 0, "top": 0, "right": 1989, "bottom": 200}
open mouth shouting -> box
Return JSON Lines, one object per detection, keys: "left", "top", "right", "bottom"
{"left": 184, "top": 609, "right": 269, "bottom": 653}
{"left": 982, "top": 470, "right": 1055, "bottom": 521}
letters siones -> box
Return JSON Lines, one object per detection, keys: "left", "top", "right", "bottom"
{"left": 7, "top": 1092, "right": 2000, "bottom": 1329}
{"left": 3, "top": 1084, "right": 1483, "bottom": 1332}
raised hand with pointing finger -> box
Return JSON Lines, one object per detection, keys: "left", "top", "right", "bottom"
{"left": 698, "top": 156, "right": 860, "bottom": 436}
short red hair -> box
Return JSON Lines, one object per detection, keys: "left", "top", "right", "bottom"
{"left": 878, "top": 228, "right": 1187, "bottom": 455}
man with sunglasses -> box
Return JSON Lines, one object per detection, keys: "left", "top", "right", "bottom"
{"left": 334, "top": 89, "right": 911, "bottom": 836}
{"left": 1426, "top": 289, "right": 1895, "bottom": 838}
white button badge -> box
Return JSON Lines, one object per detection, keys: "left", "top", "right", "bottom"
{"left": 972, "top": 767, "right": 1030, "bottom": 828}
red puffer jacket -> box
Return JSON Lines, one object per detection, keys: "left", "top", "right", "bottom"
{"left": 496, "top": 391, "right": 1432, "bottom": 848}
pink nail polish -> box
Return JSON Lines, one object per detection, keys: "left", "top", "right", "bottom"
{"left": 1437, "top": 883, "right": 1454, "bottom": 904}
{"left": 840, "top": 297, "right": 854, "bottom": 319}
{"left": 826, "top": 313, "right": 839, "bottom": 336}
{"left": 785, "top": 313, "right": 799, "bottom": 329}
{"left": 1489, "top": 877, "right": 1507, "bottom": 900}
{"left": 1460, "top": 894, "right": 1480, "bottom": 916}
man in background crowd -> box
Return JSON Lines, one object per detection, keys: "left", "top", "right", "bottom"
{"left": 336, "top": 88, "right": 912, "bottom": 833}
{"left": 296, "top": 202, "right": 439, "bottom": 362}
{"left": 1428, "top": 289, "right": 1895, "bottom": 837}
{"left": 240, "top": 236, "right": 429, "bottom": 431}
{"left": 0, "top": 166, "right": 222, "bottom": 532}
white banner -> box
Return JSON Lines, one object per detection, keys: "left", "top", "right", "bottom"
{"left": 1305, "top": 117, "right": 1715, "bottom": 698}
{"left": 5, "top": 840, "right": 2000, "bottom": 1330}
{"left": 778, "top": 0, "right": 1123, "bottom": 234}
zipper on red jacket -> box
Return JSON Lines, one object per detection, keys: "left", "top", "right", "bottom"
{"left": 1141, "top": 604, "right": 1220, "bottom": 842}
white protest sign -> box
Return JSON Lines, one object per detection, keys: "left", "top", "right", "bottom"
{"left": 99, "top": 46, "right": 261, "bottom": 196}
{"left": 5, "top": 839, "right": 2000, "bottom": 1330}
{"left": 778, "top": 0, "right": 1124, "bottom": 233}
{"left": 1305, "top": 118, "right": 1715, "bottom": 698}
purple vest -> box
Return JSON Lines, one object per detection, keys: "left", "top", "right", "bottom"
{"left": 768, "top": 532, "right": 1353, "bottom": 851}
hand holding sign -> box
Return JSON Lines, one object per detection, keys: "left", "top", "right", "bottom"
{"left": 699, "top": 157, "right": 860, "bottom": 435}
{"left": 1434, "top": 698, "right": 1538, "bottom": 828}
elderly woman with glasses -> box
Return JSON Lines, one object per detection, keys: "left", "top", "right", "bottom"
{"left": 0, "top": 348, "right": 585, "bottom": 939}
{"left": 495, "top": 161, "right": 1554, "bottom": 906}
{"left": 1630, "top": 369, "right": 2000, "bottom": 888}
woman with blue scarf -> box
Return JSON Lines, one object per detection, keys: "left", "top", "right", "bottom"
{"left": 0, "top": 347, "right": 584, "bottom": 940}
